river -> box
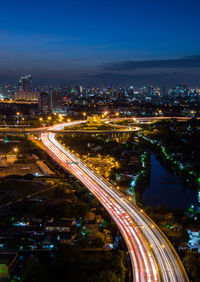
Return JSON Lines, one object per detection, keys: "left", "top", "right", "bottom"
{"left": 142, "top": 154, "right": 200, "bottom": 211}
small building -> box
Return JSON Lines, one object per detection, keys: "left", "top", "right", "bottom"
{"left": 188, "top": 228, "right": 200, "bottom": 253}
{"left": 45, "top": 218, "right": 75, "bottom": 232}
{"left": 0, "top": 252, "right": 18, "bottom": 280}
{"left": 58, "top": 232, "right": 76, "bottom": 244}
{"left": 96, "top": 215, "right": 103, "bottom": 224}
{"left": 85, "top": 211, "right": 95, "bottom": 222}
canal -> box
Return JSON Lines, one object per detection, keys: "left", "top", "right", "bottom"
{"left": 142, "top": 154, "right": 200, "bottom": 211}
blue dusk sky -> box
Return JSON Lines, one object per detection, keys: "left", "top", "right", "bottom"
{"left": 0, "top": 0, "right": 200, "bottom": 86}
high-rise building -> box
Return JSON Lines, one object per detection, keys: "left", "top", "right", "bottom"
{"left": 15, "top": 91, "right": 38, "bottom": 101}
{"left": 79, "top": 85, "right": 83, "bottom": 94}
{"left": 18, "top": 75, "right": 32, "bottom": 92}
{"left": 153, "top": 87, "right": 161, "bottom": 96}
{"left": 175, "top": 85, "right": 189, "bottom": 96}
{"left": 51, "top": 89, "right": 64, "bottom": 111}
{"left": 161, "top": 86, "right": 167, "bottom": 97}
{"left": 147, "top": 85, "right": 154, "bottom": 96}
{"left": 61, "top": 84, "right": 72, "bottom": 98}
{"left": 38, "top": 92, "right": 51, "bottom": 114}
{"left": 117, "top": 88, "right": 125, "bottom": 101}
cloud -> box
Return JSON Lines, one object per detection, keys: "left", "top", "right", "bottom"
{"left": 0, "top": 70, "right": 199, "bottom": 87}
{"left": 101, "top": 55, "right": 200, "bottom": 71}
{"left": 85, "top": 71, "right": 198, "bottom": 87}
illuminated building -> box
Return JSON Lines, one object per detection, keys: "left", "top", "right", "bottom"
{"left": 38, "top": 92, "right": 51, "bottom": 114}
{"left": 14, "top": 91, "right": 38, "bottom": 102}
{"left": 0, "top": 252, "right": 18, "bottom": 280}
{"left": 51, "top": 89, "right": 64, "bottom": 111}
{"left": 175, "top": 85, "right": 189, "bottom": 96}
{"left": 18, "top": 74, "right": 32, "bottom": 92}
{"left": 61, "top": 84, "right": 72, "bottom": 98}
{"left": 87, "top": 115, "right": 102, "bottom": 124}
{"left": 153, "top": 87, "right": 161, "bottom": 96}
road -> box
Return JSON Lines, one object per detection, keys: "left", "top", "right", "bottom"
{"left": 0, "top": 126, "right": 137, "bottom": 134}
{"left": 40, "top": 122, "right": 189, "bottom": 282}
{"left": 0, "top": 116, "right": 195, "bottom": 135}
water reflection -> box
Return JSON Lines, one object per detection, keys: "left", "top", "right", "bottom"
{"left": 143, "top": 154, "right": 200, "bottom": 211}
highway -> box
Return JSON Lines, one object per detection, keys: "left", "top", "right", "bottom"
{"left": 40, "top": 121, "right": 189, "bottom": 282}
{"left": 0, "top": 124, "right": 137, "bottom": 134}
{"left": 0, "top": 116, "right": 195, "bottom": 135}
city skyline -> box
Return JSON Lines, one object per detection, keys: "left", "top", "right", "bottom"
{"left": 1, "top": 0, "right": 200, "bottom": 86}
{"left": 0, "top": 1, "right": 199, "bottom": 281}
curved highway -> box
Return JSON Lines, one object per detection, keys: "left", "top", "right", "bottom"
{"left": 0, "top": 116, "right": 195, "bottom": 135}
{"left": 40, "top": 121, "right": 189, "bottom": 282}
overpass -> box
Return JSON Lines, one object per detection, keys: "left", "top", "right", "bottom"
{"left": 0, "top": 118, "right": 189, "bottom": 280}
{"left": 0, "top": 116, "right": 194, "bottom": 135}
{"left": 40, "top": 122, "right": 189, "bottom": 281}
{"left": 0, "top": 126, "right": 139, "bottom": 135}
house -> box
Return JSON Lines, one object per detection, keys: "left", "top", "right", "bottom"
{"left": 45, "top": 218, "right": 75, "bottom": 232}
{"left": 96, "top": 215, "right": 103, "bottom": 224}
{"left": 58, "top": 232, "right": 76, "bottom": 244}
{"left": 0, "top": 252, "right": 18, "bottom": 280}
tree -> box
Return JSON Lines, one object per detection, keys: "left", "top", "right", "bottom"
{"left": 54, "top": 186, "right": 66, "bottom": 198}
{"left": 20, "top": 259, "right": 49, "bottom": 282}
{"left": 92, "top": 237, "right": 104, "bottom": 248}
{"left": 184, "top": 251, "right": 200, "bottom": 281}
{"left": 93, "top": 270, "right": 119, "bottom": 282}
{"left": 180, "top": 230, "right": 190, "bottom": 242}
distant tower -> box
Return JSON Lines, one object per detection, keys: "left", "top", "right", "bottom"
{"left": 38, "top": 92, "right": 51, "bottom": 114}
{"left": 18, "top": 74, "right": 32, "bottom": 91}
{"left": 51, "top": 89, "right": 64, "bottom": 111}
{"left": 148, "top": 85, "right": 154, "bottom": 96}
{"left": 61, "top": 84, "right": 71, "bottom": 98}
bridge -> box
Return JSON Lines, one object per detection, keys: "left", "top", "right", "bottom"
{"left": 0, "top": 116, "right": 193, "bottom": 135}
{"left": 40, "top": 121, "right": 189, "bottom": 281}
{"left": 0, "top": 125, "right": 139, "bottom": 138}
{"left": 0, "top": 117, "right": 189, "bottom": 280}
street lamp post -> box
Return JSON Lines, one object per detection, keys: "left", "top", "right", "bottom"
{"left": 16, "top": 112, "right": 20, "bottom": 124}
{"left": 82, "top": 112, "right": 86, "bottom": 120}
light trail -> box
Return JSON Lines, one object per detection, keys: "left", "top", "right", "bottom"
{"left": 40, "top": 121, "right": 189, "bottom": 282}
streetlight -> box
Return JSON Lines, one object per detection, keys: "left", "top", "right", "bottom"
{"left": 16, "top": 112, "right": 20, "bottom": 124}
{"left": 39, "top": 117, "right": 43, "bottom": 122}
{"left": 13, "top": 147, "right": 18, "bottom": 153}
{"left": 82, "top": 112, "right": 86, "bottom": 120}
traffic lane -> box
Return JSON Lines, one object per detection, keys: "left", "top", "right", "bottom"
{"left": 41, "top": 133, "right": 158, "bottom": 281}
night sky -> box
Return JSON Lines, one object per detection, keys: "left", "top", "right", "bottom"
{"left": 1, "top": 0, "right": 200, "bottom": 87}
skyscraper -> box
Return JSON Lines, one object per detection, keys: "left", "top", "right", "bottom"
{"left": 61, "top": 84, "right": 72, "bottom": 98}
{"left": 51, "top": 89, "right": 64, "bottom": 111}
{"left": 15, "top": 91, "right": 38, "bottom": 101}
{"left": 18, "top": 75, "right": 32, "bottom": 92}
{"left": 38, "top": 92, "right": 51, "bottom": 114}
